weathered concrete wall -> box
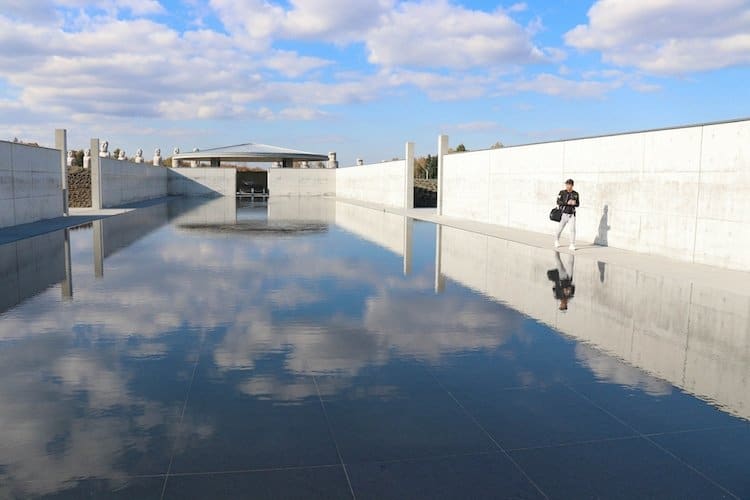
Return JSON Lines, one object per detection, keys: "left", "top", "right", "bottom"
{"left": 0, "top": 141, "right": 63, "bottom": 228}
{"left": 267, "top": 168, "right": 336, "bottom": 196}
{"left": 441, "top": 119, "right": 750, "bottom": 270}
{"left": 336, "top": 160, "right": 407, "bottom": 208}
{"left": 98, "top": 158, "right": 168, "bottom": 208}
{"left": 168, "top": 168, "right": 237, "bottom": 197}
{"left": 438, "top": 225, "right": 750, "bottom": 421}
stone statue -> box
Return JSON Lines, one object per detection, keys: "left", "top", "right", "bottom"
{"left": 66, "top": 150, "right": 75, "bottom": 167}
{"left": 191, "top": 147, "right": 199, "bottom": 168}
{"left": 356, "top": 158, "right": 364, "bottom": 166}
{"left": 134, "top": 148, "right": 144, "bottom": 164}
{"left": 153, "top": 148, "right": 162, "bottom": 167}
{"left": 99, "top": 140, "right": 110, "bottom": 158}
{"left": 327, "top": 151, "right": 338, "bottom": 169}
{"left": 172, "top": 147, "right": 180, "bottom": 168}
{"left": 83, "top": 148, "right": 91, "bottom": 169}
{"left": 117, "top": 150, "right": 127, "bottom": 161}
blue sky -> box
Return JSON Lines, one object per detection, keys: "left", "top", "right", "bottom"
{"left": 1, "top": 0, "right": 749, "bottom": 165}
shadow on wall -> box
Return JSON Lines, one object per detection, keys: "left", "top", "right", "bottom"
{"left": 594, "top": 204, "right": 610, "bottom": 247}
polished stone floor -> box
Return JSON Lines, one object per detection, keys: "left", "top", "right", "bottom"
{"left": 0, "top": 198, "right": 747, "bottom": 499}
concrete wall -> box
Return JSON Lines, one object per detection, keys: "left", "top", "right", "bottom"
{"left": 266, "top": 159, "right": 409, "bottom": 209}
{"left": 0, "top": 141, "right": 63, "bottom": 228}
{"left": 336, "top": 160, "right": 407, "bottom": 208}
{"left": 98, "top": 158, "right": 168, "bottom": 208}
{"left": 437, "top": 225, "right": 750, "bottom": 421}
{"left": 168, "top": 168, "right": 237, "bottom": 197}
{"left": 441, "top": 119, "right": 750, "bottom": 270}
{"left": 267, "top": 168, "right": 336, "bottom": 197}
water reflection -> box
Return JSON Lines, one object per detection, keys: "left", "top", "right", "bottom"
{"left": 0, "top": 229, "right": 68, "bottom": 314}
{"left": 548, "top": 252, "right": 575, "bottom": 311}
{"left": 436, "top": 224, "right": 750, "bottom": 420}
{"left": 0, "top": 197, "right": 748, "bottom": 497}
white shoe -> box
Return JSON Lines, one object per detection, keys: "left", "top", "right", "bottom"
{"left": 554, "top": 240, "right": 560, "bottom": 248}
{"left": 569, "top": 244, "right": 576, "bottom": 251}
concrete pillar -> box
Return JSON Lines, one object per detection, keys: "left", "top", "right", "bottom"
{"left": 211, "top": 158, "right": 220, "bottom": 168}
{"left": 91, "top": 138, "right": 102, "bottom": 210}
{"left": 55, "top": 129, "right": 69, "bottom": 216}
{"left": 405, "top": 141, "right": 415, "bottom": 210}
{"left": 437, "top": 135, "right": 448, "bottom": 216}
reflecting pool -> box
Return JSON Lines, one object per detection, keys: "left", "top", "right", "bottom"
{"left": 0, "top": 197, "right": 748, "bottom": 499}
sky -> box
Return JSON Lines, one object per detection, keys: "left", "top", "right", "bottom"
{"left": 1, "top": 0, "right": 749, "bottom": 166}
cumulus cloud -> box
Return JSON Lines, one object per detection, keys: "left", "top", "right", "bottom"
{"left": 366, "top": 0, "right": 552, "bottom": 69}
{"left": 565, "top": 0, "right": 750, "bottom": 74}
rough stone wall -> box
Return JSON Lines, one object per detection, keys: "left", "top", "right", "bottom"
{"left": 68, "top": 169, "right": 91, "bottom": 208}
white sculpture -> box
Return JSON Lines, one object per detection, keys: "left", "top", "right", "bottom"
{"left": 134, "top": 148, "right": 144, "bottom": 164}
{"left": 99, "top": 140, "right": 110, "bottom": 158}
{"left": 117, "top": 150, "right": 127, "bottom": 161}
{"left": 327, "top": 151, "right": 338, "bottom": 169}
{"left": 153, "top": 148, "right": 162, "bottom": 167}
{"left": 172, "top": 147, "right": 180, "bottom": 168}
{"left": 191, "top": 147, "right": 199, "bottom": 168}
{"left": 66, "top": 150, "right": 75, "bottom": 167}
{"left": 356, "top": 158, "right": 364, "bottom": 166}
{"left": 83, "top": 148, "right": 91, "bottom": 169}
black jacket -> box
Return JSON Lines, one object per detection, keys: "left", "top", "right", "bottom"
{"left": 557, "top": 190, "right": 580, "bottom": 215}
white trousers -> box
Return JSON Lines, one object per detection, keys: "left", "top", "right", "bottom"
{"left": 555, "top": 213, "right": 576, "bottom": 244}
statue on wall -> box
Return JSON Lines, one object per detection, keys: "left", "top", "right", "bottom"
{"left": 134, "top": 148, "right": 144, "bottom": 164}
{"left": 66, "top": 150, "right": 75, "bottom": 167}
{"left": 153, "top": 148, "right": 162, "bottom": 167}
{"left": 83, "top": 148, "right": 91, "bottom": 169}
{"left": 99, "top": 140, "right": 110, "bottom": 158}
{"left": 191, "top": 147, "right": 199, "bottom": 168}
{"left": 117, "top": 150, "right": 127, "bottom": 161}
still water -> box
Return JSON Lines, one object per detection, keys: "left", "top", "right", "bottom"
{"left": 0, "top": 197, "right": 748, "bottom": 499}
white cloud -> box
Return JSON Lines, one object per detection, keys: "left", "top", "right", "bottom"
{"left": 565, "top": 0, "right": 750, "bottom": 74}
{"left": 366, "top": 0, "right": 551, "bottom": 69}
{"left": 504, "top": 73, "right": 622, "bottom": 98}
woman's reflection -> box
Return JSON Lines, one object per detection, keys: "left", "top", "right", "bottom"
{"left": 548, "top": 251, "right": 576, "bottom": 311}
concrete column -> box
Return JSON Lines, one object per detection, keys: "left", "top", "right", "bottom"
{"left": 55, "top": 129, "right": 69, "bottom": 216}
{"left": 405, "top": 141, "right": 415, "bottom": 210}
{"left": 91, "top": 138, "right": 102, "bottom": 210}
{"left": 437, "top": 135, "right": 448, "bottom": 216}
{"left": 211, "top": 158, "right": 220, "bottom": 168}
